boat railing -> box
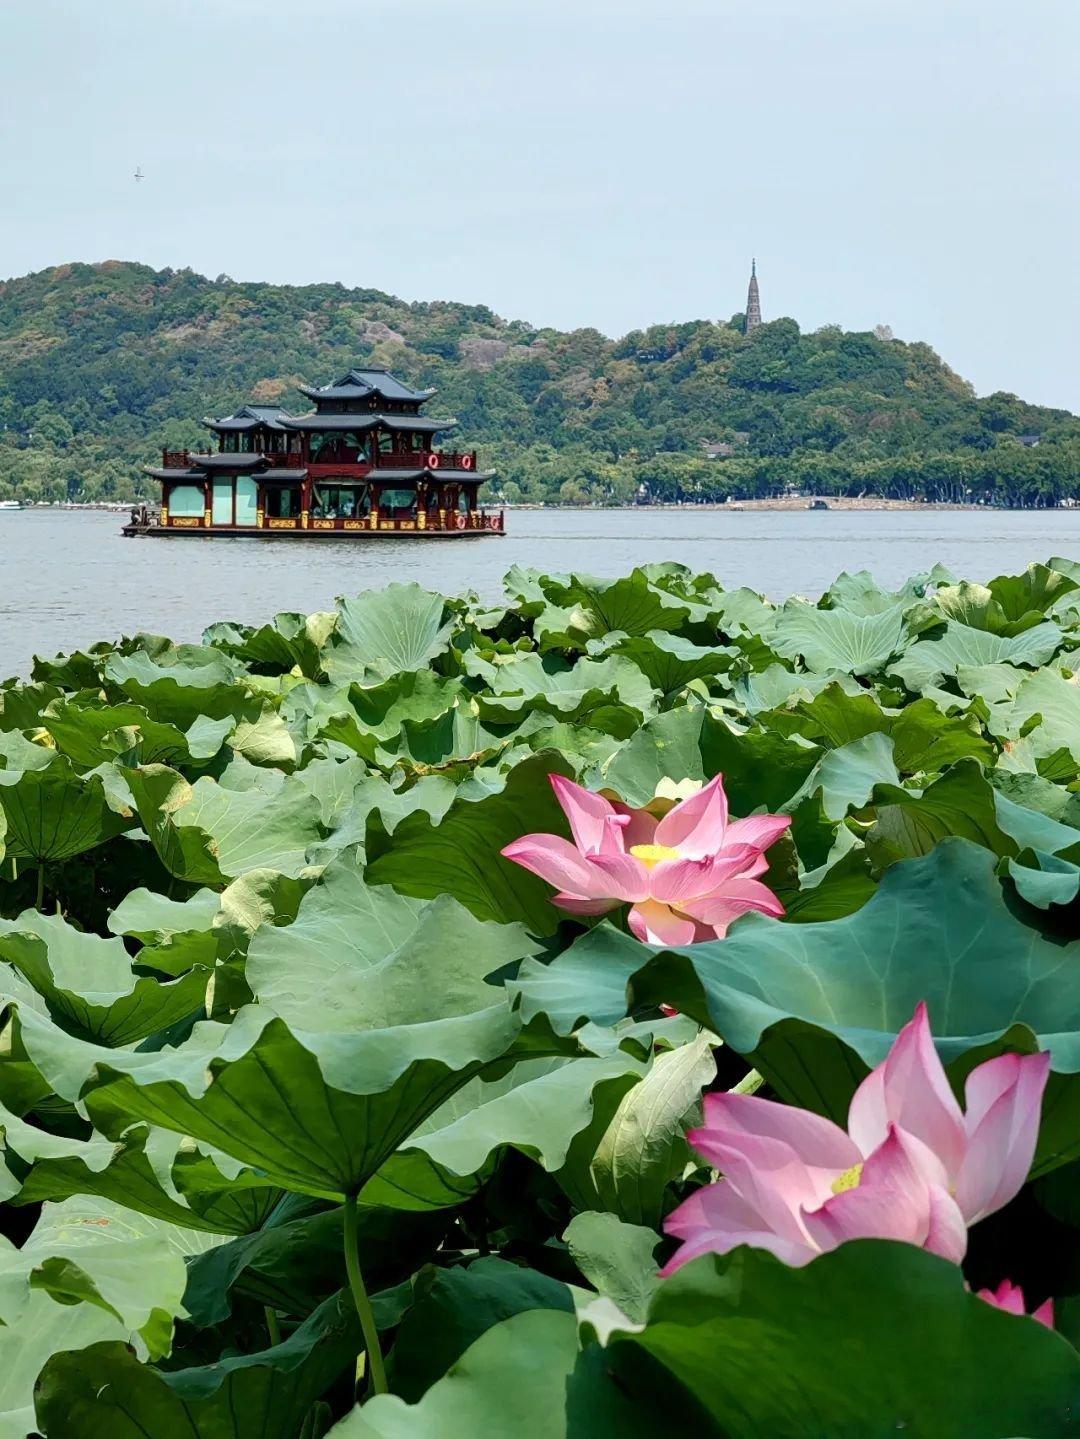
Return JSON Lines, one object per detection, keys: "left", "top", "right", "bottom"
{"left": 160, "top": 448, "right": 303, "bottom": 469}
{"left": 377, "top": 450, "right": 478, "bottom": 471}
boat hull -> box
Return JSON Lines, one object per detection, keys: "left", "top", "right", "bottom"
{"left": 122, "top": 523, "right": 502, "bottom": 539}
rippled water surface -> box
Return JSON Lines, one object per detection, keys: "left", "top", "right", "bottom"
{"left": 2, "top": 507, "right": 1078, "bottom": 676}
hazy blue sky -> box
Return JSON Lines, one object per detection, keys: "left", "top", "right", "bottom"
{"left": 2, "top": 0, "right": 1076, "bottom": 409}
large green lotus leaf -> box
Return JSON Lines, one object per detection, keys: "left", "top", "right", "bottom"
{"left": 0, "top": 909, "right": 209, "bottom": 1045}
{"left": 323, "top": 583, "right": 456, "bottom": 683}
{"left": 934, "top": 578, "right": 1030, "bottom": 635}
{"left": 1, "top": 1106, "right": 279, "bottom": 1235}
{"left": 956, "top": 659, "right": 1027, "bottom": 707}
{"left": 17, "top": 907, "right": 525, "bottom": 1198}
{"left": 203, "top": 609, "right": 337, "bottom": 678}
{"left": 29, "top": 645, "right": 113, "bottom": 691}
{"left": 42, "top": 697, "right": 230, "bottom": 768}
{"left": 108, "top": 884, "right": 223, "bottom": 974}
{"left": 731, "top": 664, "right": 860, "bottom": 716}
{"left": 0, "top": 1197, "right": 198, "bottom": 1367}
{"left": 106, "top": 870, "right": 304, "bottom": 976}
{"left": 329, "top": 1309, "right": 582, "bottom": 1439}
{"left": 772, "top": 599, "right": 907, "bottom": 675}
{"left": 514, "top": 842, "right": 1080, "bottom": 1171}
{"left": 536, "top": 569, "right": 698, "bottom": 641}
{"left": 502, "top": 563, "right": 560, "bottom": 612}
{"left": 0, "top": 754, "right": 132, "bottom": 862}
{"left": 595, "top": 705, "right": 822, "bottom": 814}
{"left": 309, "top": 774, "right": 458, "bottom": 867}
{"left": 102, "top": 648, "right": 256, "bottom": 726}
{"left": 0, "top": 1291, "right": 122, "bottom": 1439}
{"left": 364, "top": 752, "right": 576, "bottom": 932}
{"left": 470, "top": 653, "right": 656, "bottom": 727}
{"left": 587, "top": 631, "right": 736, "bottom": 701}
{"left": 863, "top": 760, "right": 1015, "bottom": 870}
{"left": 126, "top": 764, "right": 323, "bottom": 882}
{"left": 785, "top": 731, "right": 900, "bottom": 822}
{"left": 992, "top": 770, "right": 1079, "bottom": 824}
{"left": 34, "top": 1291, "right": 362, "bottom": 1439}
{"left": 0, "top": 681, "right": 64, "bottom": 733}
{"left": 0, "top": 729, "right": 55, "bottom": 774}
{"left": 760, "top": 680, "right": 889, "bottom": 746}
{"left": 994, "top": 791, "right": 1080, "bottom": 909}
{"left": 362, "top": 1053, "right": 644, "bottom": 1212}
{"left": 387, "top": 1256, "right": 575, "bottom": 1404}
{"left": 227, "top": 703, "right": 299, "bottom": 770}
{"left": 712, "top": 585, "right": 777, "bottom": 637}
{"left": 183, "top": 1202, "right": 445, "bottom": 1328}
{"left": 765, "top": 683, "right": 994, "bottom": 773}
{"left": 593, "top": 707, "right": 712, "bottom": 806}
{"left": 383, "top": 698, "right": 508, "bottom": 769}
{"left": 783, "top": 846, "right": 878, "bottom": 922}
{"left": 317, "top": 672, "right": 463, "bottom": 758}
{"left": 996, "top": 733, "right": 1080, "bottom": 784}
{"left": 992, "top": 791, "right": 1080, "bottom": 858}
{"left": 603, "top": 1243, "right": 1080, "bottom": 1439}
{"left": 888, "top": 695, "right": 996, "bottom": 772}
{"left": 996, "top": 668, "right": 1080, "bottom": 761}
{"left": 512, "top": 928, "right": 648, "bottom": 1037}
{"left": 288, "top": 753, "right": 370, "bottom": 826}
{"left": 989, "top": 563, "right": 1079, "bottom": 623}
{"left": 513, "top": 719, "right": 624, "bottom": 775}
{"left": 588, "top": 1034, "right": 714, "bottom": 1228}
{"left": 890, "top": 620, "right": 1062, "bottom": 692}
{"left": 825, "top": 567, "right": 940, "bottom": 616}
{"left": 1007, "top": 851, "right": 1080, "bottom": 910}
{"left": 563, "top": 1212, "right": 662, "bottom": 1326}
{"left": 247, "top": 861, "right": 537, "bottom": 1032}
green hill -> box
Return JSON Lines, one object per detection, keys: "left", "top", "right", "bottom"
{"left": 0, "top": 260, "right": 1076, "bottom": 506}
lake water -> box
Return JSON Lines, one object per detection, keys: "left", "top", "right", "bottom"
{"left": 2, "top": 506, "right": 1078, "bottom": 677}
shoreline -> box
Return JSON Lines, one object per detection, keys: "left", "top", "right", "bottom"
{"left": 6, "top": 497, "right": 1069, "bottom": 517}
{"left": 502, "top": 497, "right": 1049, "bottom": 513}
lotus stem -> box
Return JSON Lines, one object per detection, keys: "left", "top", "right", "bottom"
{"left": 343, "top": 1192, "right": 387, "bottom": 1397}
{"left": 264, "top": 1305, "right": 282, "bottom": 1348}
{"left": 35, "top": 863, "right": 45, "bottom": 912}
{"left": 730, "top": 1068, "right": 764, "bottom": 1095}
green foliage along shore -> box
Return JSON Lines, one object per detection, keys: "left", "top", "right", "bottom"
{"left": 0, "top": 260, "right": 1077, "bottom": 507}
{"left": 1, "top": 559, "right": 1080, "bottom": 1435}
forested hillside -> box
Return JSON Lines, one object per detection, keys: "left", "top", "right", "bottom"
{"left": 0, "top": 260, "right": 1076, "bottom": 506}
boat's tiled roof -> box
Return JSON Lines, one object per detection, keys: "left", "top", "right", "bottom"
{"left": 204, "top": 404, "right": 290, "bottom": 432}
{"left": 279, "top": 413, "right": 455, "bottom": 434}
{"left": 297, "top": 367, "right": 435, "bottom": 405}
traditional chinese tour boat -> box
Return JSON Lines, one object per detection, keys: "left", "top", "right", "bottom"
{"left": 123, "top": 366, "right": 504, "bottom": 539}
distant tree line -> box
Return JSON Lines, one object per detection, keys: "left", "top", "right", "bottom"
{"left": 0, "top": 262, "right": 1076, "bottom": 507}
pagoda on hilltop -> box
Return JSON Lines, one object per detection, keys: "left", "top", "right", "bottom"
{"left": 744, "top": 260, "right": 762, "bottom": 334}
{"left": 125, "top": 367, "right": 503, "bottom": 539}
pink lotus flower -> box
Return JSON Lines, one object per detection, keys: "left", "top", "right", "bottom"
{"left": 662, "top": 1002, "right": 1050, "bottom": 1273}
{"left": 501, "top": 774, "right": 790, "bottom": 944}
{"left": 977, "top": 1279, "right": 1054, "bottom": 1328}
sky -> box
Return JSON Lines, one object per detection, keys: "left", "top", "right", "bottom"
{"left": 1, "top": 0, "right": 1077, "bottom": 410}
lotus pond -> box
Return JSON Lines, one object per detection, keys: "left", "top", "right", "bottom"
{"left": 1, "top": 560, "right": 1080, "bottom": 1437}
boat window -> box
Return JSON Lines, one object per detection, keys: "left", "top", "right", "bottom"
{"left": 379, "top": 488, "right": 418, "bottom": 514}
{"left": 311, "top": 484, "right": 370, "bottom": 520}
{"left": 212, "top": 480, "right": 234, "bottom": 525}
{"left": 266, "top": 486, "right": 300, "bottom": 518}
{"left": 169, "top": 485, "right": 204, "bottom": 517}
{"left": 235, "top": 476, "right": 258, "bottom": 526}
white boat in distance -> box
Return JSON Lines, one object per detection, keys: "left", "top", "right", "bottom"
{"left": 0, "top": 500, "right": 22, "bottom": 511}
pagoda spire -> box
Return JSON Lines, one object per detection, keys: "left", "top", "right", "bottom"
{"left": 745, "top": 259, "right": 762, "bottom": 333}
